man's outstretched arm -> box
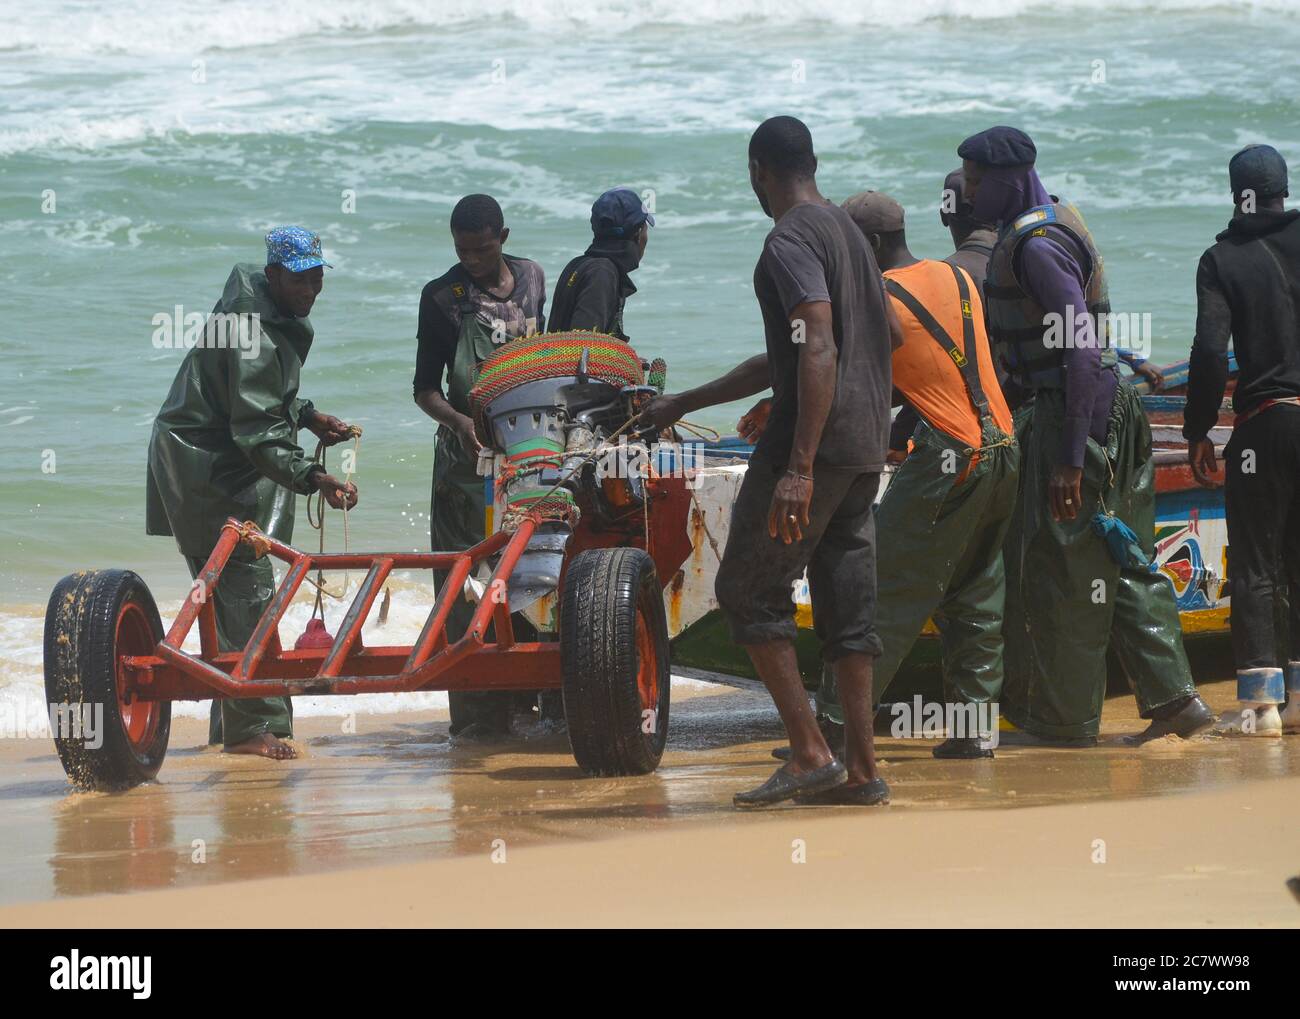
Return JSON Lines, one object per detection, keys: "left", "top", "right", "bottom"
{"left": 639, "top": 353, "right": 769, "bottom": 428}
{"left": 227, "top": 345, "right": 357, "bottom": 509}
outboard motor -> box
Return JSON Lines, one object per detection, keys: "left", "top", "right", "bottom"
{"left": 468, "top": 332, "right": 661, "bottom": 613}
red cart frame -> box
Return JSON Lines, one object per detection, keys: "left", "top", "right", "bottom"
{"left": 47, "top": 469, "right": 692, "bottom": 788}
{"left": 122, "top": 516, "right": 561, "bottom": 706}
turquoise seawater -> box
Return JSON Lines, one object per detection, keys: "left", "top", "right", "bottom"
{"left": 2, "top": 0, "right": 1299, "bottom": 623}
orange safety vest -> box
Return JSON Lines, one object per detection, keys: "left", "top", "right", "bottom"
{"left": 885, "top": 259, "right": 1013, "bottom": 451}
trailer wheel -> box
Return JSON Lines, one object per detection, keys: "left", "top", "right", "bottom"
{"left": 560, "top": 547, "right": 670, "bottom": 775}
{"left": 44, "top": 570, "right": 171, "bottom": 791}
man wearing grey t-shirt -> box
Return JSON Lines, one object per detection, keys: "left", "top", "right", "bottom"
{"left": 642, "top": 116, "right": 899, "bottom": 807}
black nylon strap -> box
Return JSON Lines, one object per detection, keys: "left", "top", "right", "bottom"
{"left": 947, "top": 264, "right": 991, "bottom": 420}
{"left": 885, "top": 264, "right": 991, "bottom": 423}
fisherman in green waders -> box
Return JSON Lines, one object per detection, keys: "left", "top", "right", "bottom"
{"left": 147, "top": 226, "right": 360, "bottom": 760}
{"left": 960, "top": 126, "right": 1213, "bottom": 745}
{"left": 413, "top": 194, "right": 548, "bottom": 738}
{"left": 813, "top": 191, "right": 1020, "bottom": 757}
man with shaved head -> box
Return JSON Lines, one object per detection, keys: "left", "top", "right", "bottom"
{"left": 642, "top": 116, "right": 897, "bottom": 807}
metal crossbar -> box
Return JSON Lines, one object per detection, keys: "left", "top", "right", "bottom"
{"left": 120, "top": 516, "right": 558, "bottom": 703}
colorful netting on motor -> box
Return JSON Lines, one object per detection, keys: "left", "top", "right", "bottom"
{"left": 468, "top": 332, "right": 643, "bottom": 436}
{"left": 496, "top": 435, "right": 565, "bottom": 487}
{"left": 501, "top": 485, "right": 579, "bottom": 528}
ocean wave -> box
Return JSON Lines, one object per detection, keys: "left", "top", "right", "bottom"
{"left": 0, "top": 215, "right": 159, "bottom": 250}
{"left": 0, "top": 111, "right": 335, "bottom": 159}
{"left": 5, "top": 0, "right": 1296, "bottom": 57}
{"left": 4, "top": 3, "right": 1288, "bottom": 159}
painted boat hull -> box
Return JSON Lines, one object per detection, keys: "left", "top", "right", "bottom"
{"left": 668, "top": 358, "right": 1237, "bottom": 689}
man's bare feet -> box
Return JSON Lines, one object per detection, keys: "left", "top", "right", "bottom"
{"left": 223, "top": 733, "right": 297, "bottom": 760}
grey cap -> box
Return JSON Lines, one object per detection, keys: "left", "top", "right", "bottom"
{"left": 842, "top": 190, "right": 905, "bottom": 234}
{"left": 1229, "top": 144, "right": 1288, "bottom": 201}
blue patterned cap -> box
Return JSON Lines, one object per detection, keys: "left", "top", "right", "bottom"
{"left": 265, "top": 226, "right": 332, "bottom": 272}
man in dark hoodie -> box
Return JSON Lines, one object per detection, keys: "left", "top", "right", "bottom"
{"left": 959, "top": 126, "right": 1212, "bottom": 745}
{"left": 1185, "top": 144, "right": 1300, "bottom": 737}
{"left": 548, "top": 186, "right": 652, "bottom": 340}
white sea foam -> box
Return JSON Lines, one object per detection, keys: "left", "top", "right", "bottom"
{"left": 4, "top": 0, "right": 1297, "bottom": 57}
{"left": 2, "top": 0, "right": 1289, "bottom": 158}
{"left": 0, "top": 110, "right": 336, "bottom": 158}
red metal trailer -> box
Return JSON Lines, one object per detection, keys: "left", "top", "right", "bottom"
{"left": 45, "top": 333, "right": 692, "bottom": 790}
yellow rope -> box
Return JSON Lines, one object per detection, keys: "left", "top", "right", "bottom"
{"left": 674, "top": 419, "right": 722, "bottom": 443}
{"left": 224, "top": 518, "right": 273, "bottom": 558}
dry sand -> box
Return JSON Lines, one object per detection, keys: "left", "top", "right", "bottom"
{"left": 1, "top": 678, "right": 1298, "bottom": 927}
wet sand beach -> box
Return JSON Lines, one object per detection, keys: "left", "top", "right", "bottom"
{"left": 1, "top": 678, "right": 1297, "bottom": 927}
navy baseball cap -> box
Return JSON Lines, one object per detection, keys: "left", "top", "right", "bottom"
{"left": 591, "top": 187, "right": 655, "bottom": 240}
{"left": 1229, "top": 144, "right": 1289, "bottom": 201}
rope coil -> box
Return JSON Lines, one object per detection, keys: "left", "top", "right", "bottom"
{"left": 306, "top": 425, "right": 363, "bottom": 617}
